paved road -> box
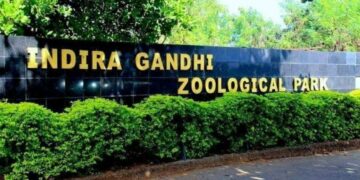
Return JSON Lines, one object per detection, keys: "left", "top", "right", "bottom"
{"left": 162, "top": 150, "right": 360, "bottom": 180}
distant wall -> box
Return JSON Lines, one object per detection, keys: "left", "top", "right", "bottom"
{"left": 0, "top": 35, "right": 359, "bottom": 111}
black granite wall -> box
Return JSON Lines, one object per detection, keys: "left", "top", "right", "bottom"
{"left": 0, "top": 35, "right": 359, "bottom": 111}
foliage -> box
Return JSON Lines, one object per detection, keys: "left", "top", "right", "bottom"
{"left": 0, "top": 92, "right": 360, "bottom": 179}
{"left": 1, "top": 0, "right": 359, "bottom": 50}
{"left": 302, "top": 91, "right": 360, "bottom": 141}
{"left": 167, "top": 1, "right": 281, "bottom": 48}
{"left": 167, "top": 0, "right": 233, "bottom": 46}
{"left": 48, "top": 0, "right": 193, "bottom": 42}
{"left": 349, "top": 89, "right": 360, "bottom": 97}
{"left": 207, "top": 93, "right": 278, "bottom": 152}
{"left": 278, "top": 0, "right": 360, "bottom": 51}
{"left": 135, "top": 95, "right": 216, "bottom": 159}
{"left": 0, "top": 0, "right": 29, "bottom": 35}
{"left": 0, "top": 102, "right": 62, "bottom": 179}
{"left": 57, "top": 98, "right": 141, "bottom": 174}
{"left": 265, "top": 93, "right": 310, "bottom": 146}
{"left": 232, "top": 8, "right": 280, "bottom": 48}
{"left": 0, "top": 0, "right": 192, "bottom": 43}
{"left": 0, "top": 0, "right": 70, "bottom": 36}
{"left": 168, "top": 0, "right": 360, "bottom": 50}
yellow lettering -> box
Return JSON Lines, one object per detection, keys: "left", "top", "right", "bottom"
{"left": 251, "top": 78, "right": 258, "bottom": 93}
{"left": 319, "top": 78, "right": 329, "bottom": 90}
{"left": 191, "top": 77, "right": 203, "bottom": 94}
{"left": 217, "top": 78, "right": 226, "bottom": 93}
{"left": 227, "top": 78, "right": 238, "bottom": 92}
{"left": 135, "top": 52, "right": 149, "bottom": 71}
{"left": 151, "top": 53, "right": 164, "bottom": 70}
{"left": 27, "top": 47, "right": 38, "bottom": 68}
{"left": 178, "top": 78, "right": 189, "bottom": 95}
{"left": 301, "top": 78, "right": 310, "bottom": 91}
{"left": 205, "top": 78, "right": 216, "bottom": 94}
{"left": 293, "top": 78, "right": 302, "bottom": 91}
{"left": 193, "top": 54, "right": 205, "bottom": 70}
{"left": 180, "top": 54, "right": 191, "bottom": 70}
{"left": 107, "top": 51, "right": 122, "bottom": 70}
{"left": 258, "top": 78, "right": 268, "bottom": 92}
{"left": 61, "top": 49, "right": 76, "bottom": 69}
{"left": 310, "top": 78, "right": 319, "bottom": 91}
{"left": 41, "top": 48, "right": 58, "bottom": 69}
{"left": 166, "top": 53, "right": 178, "bottom": 70}
{"left": 269, "top": 78, "right": 278, "bottom": 92}
{"left": 79, "top": 50, "right": 89, "bottom": 70}
{"left": 279, "top": 78, "right": 287, "bottom": 92}
{"left": 206, "top": 54, "right": 214, "bottom": 70}
{"left": 240, "top": 78, "right": 250, "bottom": 92}
{"left": 92, "top": 51, "right": 106, "bottom": 70}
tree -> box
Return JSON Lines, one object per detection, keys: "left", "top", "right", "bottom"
{"left": 0, "top": 0, "right": 29, "bottom": 35}
{"left": 167, "top": 1, "right": 281, "bottom": 48}
{"left": 1, "top": 0, "right": 358, "bottom": 51}
{"left": 0, "top": 0, "right": 70, "bottom": 35}
{"left": 276, "top": 0, "right": 312, "bottom": 49}
{"left": 167, "top": 0, "right": 233, "bottom": 46}
{"left": 47, "top": 0, "right": 193, "bottom": 42}
{"left": 278, "top": 0, "right": 360, "bottom": 51}
{"left": 232, "top": 8, "right": 280, "bottom": 48}
{"left": 0, "top": 0, "right": 192, "bottom": 43}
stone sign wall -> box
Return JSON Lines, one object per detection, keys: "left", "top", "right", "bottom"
{"left": 0, "top": 35, "right": 359, "bottom": 111}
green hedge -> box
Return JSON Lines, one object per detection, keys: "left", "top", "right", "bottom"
{"left": 1, "top": 91, "right": 360, "bottom": 179}
{"left": 135, "top": 96, "right": 216, "bottom": 159}
{"left": 58, "top": 99, "right": 141, "bottom": 174}
{"left": 0, "top": 103, "right": 62, "bottom": 179}
{"left": 349, "top": 89, "right": 360, "bottom": 97}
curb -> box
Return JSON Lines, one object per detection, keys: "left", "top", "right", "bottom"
{"left": 72, "top": 139, "right": 360, "bottom": 180}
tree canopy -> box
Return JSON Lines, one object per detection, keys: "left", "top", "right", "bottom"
{"left": 231, "top": 8, "right": 280, "bottom": 48}
{"left": 0, "top": 0, "right": 70, "bottom": 35}
{"left": 166, "top": 0, "right": 233, "bottom": 46}
{"left": 0, "top": 0, "right": 359, "bottom": 51}
{"left": 278, "top": 0, "right": 360, "bottom": 51}
{"left": 0, "top": 0, "right": 192, "bottom": 42}
{"left": 49, "top": 0, "right": 193, "bottom": 42}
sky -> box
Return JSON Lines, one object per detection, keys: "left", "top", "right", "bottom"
{"left": 217, "top": 0, "right": 285, "bottom": 26}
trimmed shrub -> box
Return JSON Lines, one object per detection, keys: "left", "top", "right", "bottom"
{"left": 349, "top": 89, "right": 360, "bottom": 97}
{"left": 0, "top": 92, "right": 360, "bottom": 179}
{"left": 0, "top": 102, "right": 61, "bottom": 179}
{"left": 57, "top": 98, "right": 141, "bottom": 174}
{"left": 135, "top": 95, "right": 217, "bottom": 159}
{"left": 265, "top": 93, "right": 310, "bottom": 146}
{"left": 302, "top": 91, "right": 360, "bottom": 141}
{"left": 208, "top": 93, "right": 278, "bottom": 152}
